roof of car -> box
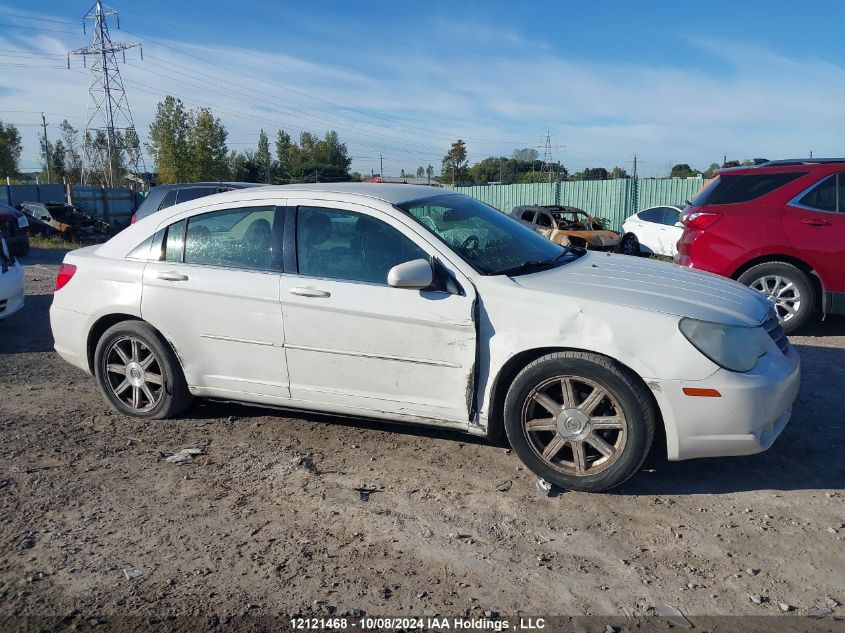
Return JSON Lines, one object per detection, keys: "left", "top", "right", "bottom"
{"left": 716, "top": 158, "right": 845, "bottom": 174}
{"left": 238, "top": 182, "right": 455, "bottom": 205}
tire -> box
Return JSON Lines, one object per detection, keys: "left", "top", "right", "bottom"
{"left": 619, "top": 233, "right": 640, "bottom": 256}
{"left": 736, "top": 261, "right": 816, "bottom": 334}
{"left": 94, "top": 321, "right": 193, "bottom": 419}
{"left": 503, "top": 351, "right": 655, "bottom": 492}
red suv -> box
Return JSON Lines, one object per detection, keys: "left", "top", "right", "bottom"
{"left": 675, "top": 159, "right": 845, "bottom": 333}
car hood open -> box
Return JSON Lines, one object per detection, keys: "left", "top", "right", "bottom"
{"left": 512, "top": 252, "right": 771, "bottom": 327}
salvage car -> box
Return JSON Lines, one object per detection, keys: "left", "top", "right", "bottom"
{"left": 510, "top": 205, "right": 632, "bottom": 253}
{"left": 19, "top": 202, "right": 109, "bottom": 244}
{"left": 50, "top": 184, "right": 799, "bottom": 492}
{"left": 0, "top": 202, "right": 30, "bottom": 256}
{"left": 622, "top": 205, "right": 684, "bottom": 257}
{"left": 676, "top": 158, "right": 845, "bottom": 333}
{"left": 132, "top": 182, "right": 262, "bottom": 224}
{"left": 0, "top": 236, "right": 24, "bottom": 319}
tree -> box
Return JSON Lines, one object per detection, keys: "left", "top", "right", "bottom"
{"left": 609, "top": 166, "right": 629, "bottom": 179}
{"left": 122, "top": 127, "right": 143, "bottom": 177}
{"left": 572, "top": 167, "right": 609, "bottom": 181}
{"left": 512, "top": 148, "right": 539, "bottom": 162}
{"left": 0, "top": 120, "right": 22, "bottom": 178}
{"left": 702, "top": 162, "right": 721, "bottom": 179}
{"left": 670, "top": 163, "right": 700, "bottom": 178}
{"left": 147, "top": 96, "right": 191, "bottom": 184}
{"left": 275, "top": 130, "right": 296, "bottom": 182}
{"left": 426, "top": 164, "right": 434, "bottom": 182}
{"left": 189, "top": 108, "right": 228, "bottom": 181}
{"left": 254, "top": 129, "right": 272, "bottom": 183}
{"left": 442, "top": 139, "right": 468, "bottom": 185}
{"left": 416, "top": 166, "right": 425, "bottom": 178}
{"left": 60, "top": 120, "right": 83, "bottom": 184}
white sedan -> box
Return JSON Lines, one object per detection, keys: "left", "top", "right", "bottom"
{"left": 622, "top": 205, "right": 685, "bottom": 257}
{"left": 0, "top": 237, "right": 24, "bottom": 319}
{"left": 50, "top": 184, "right": 799, "bottom": 492}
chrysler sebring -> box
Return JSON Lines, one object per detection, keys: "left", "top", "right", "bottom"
{"left": 49, "top": 184, "right": 800, "bottom": 492}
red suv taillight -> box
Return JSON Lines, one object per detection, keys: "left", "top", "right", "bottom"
{"left": 55, "top": 263, "right": 77, "bottom": 291}
{"left": 682, "top": 211, "right": 722, "bottom": 230}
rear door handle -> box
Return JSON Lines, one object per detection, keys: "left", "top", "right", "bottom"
{"left": 156, "top": 271, "right": 189, "bottom": 282}
{"left": 800, "top": 218, "right": 832, "bottom": 227}
{"left": 289, "top": 286, "right": 331, "bottom": 298}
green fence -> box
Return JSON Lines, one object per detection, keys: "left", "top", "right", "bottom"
{"left": 450, "top": 178, "right": 711, "bottom": 231}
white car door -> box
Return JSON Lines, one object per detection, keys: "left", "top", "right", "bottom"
{"left": 661, "top": 207, "right": 684, "bottom": 257}
{"left": 141, "top": 203, "right": 290, "bottom": 398}
{"left": 279, "top": 201, "right": 477, "bottom": 426}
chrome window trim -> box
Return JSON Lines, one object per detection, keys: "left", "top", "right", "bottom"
{"left": 788, "top": 173, "right": 842, "bottom": 214}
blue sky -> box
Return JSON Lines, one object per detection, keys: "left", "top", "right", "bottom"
{"left": 1, "top": 1, "right": 844, "bottom": 177}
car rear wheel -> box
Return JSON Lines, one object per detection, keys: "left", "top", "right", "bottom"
{"left": 737, "top": 262, "right": 816, "bottom": 334}
{"left": 503, "top": 352, "right": 655, "bottom": 492}
{"left": 94, "top": 321, "right": 192, "bottom": 419}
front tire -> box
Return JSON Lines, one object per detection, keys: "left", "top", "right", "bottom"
{"left": 737, "top": 261, "right": 816, "bottom": 334}
{"left": 94, "top": 321, "right": 192, "bottom": 419}
{"left": 503, "top": 352, "right": 655, "bottom": 492}
{"left": 619, "top": 233, "right": 640, "bottom": 256}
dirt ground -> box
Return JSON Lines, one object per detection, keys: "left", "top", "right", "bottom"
{"left": 1, "top": 248, "right": 843, "bottom": 629}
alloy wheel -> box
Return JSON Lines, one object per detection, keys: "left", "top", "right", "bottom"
{"left": 750, "top": 275, "right": 801, "bottom": 324}
{"left": 521, "top": 375, "right": 628, "bottom": 476}
{"left": 102, "top": 336, "right": 164, "bottom": 412}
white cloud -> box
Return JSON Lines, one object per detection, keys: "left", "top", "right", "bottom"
{"left": 1, "top": 15, "right": 843, "bottom": 178}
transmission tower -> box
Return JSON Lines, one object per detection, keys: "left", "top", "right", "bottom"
{"left": 535, "top": 132, "right": 565, "bottom": 183}
{"left": 68, "top": 1, "right": 144, "bottom": 188}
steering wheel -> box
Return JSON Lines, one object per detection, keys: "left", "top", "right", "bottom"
{"left": 460, "top": 234, "right": 481, "bottom": 258}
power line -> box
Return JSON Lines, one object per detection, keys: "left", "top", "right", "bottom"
{"left": 68, "top": 1, "right": 145, "bottom": 187}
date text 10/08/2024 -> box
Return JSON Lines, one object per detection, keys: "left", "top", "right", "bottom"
{"left": 290, "top": 617, "right": 547, "bottom": 630}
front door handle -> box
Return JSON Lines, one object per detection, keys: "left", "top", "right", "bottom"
{"left": 156, "top": 271, "right": 189, "bottom": 282}
{"left": 801, "top": 218, "right": 832, "bottom": 227}
{"left": 289, "top": 287, "right": 331, "bottom": 298}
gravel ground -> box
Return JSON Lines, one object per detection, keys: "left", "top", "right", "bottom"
{"left": 0, "top": 248, "right": 843, "bottom": 630}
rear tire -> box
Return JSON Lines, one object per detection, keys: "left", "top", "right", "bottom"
{"left": 503, "top": 352, "right": 655, "bottom": 492}
{"left": 94, "top": 321, "right": 192, "bottom": 419}
{"left": 737, "top": 261, "right": 815, "bottom": 334}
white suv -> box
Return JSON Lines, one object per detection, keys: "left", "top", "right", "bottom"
{"left": 50, "top": 184, "right": 800, "bottom": 492}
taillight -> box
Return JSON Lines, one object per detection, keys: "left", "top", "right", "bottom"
{"left": 682, "top": 211, "right": 722, "bottom": 230}
{"left": 130, "top": 214, "right": 137, "bottom": 224}
{"left": 55, "top": 263, "right": 77, "bottom": 291}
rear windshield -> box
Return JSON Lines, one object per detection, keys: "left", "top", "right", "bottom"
{"left": 691, "top": 172, "right": 806, "bottom": 206}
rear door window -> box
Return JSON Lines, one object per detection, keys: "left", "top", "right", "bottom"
{"left": 692, "top": 172, "right": 806, "bottom": 205}
{"left": 176, "top": 187, "right": 217, "bottom": 205}
{"left": 184, "top": 206, "right": 280, "bottom": 270}
{"left": 535, "top": 212, "right": 553, "bottom": 228}
{"left": 798, "top": 175, "right": 837, "bottom": 212}
{"left": 661, "top": 207, "right": 681, "bottom": 225}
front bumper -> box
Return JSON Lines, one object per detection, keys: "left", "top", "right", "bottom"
{"left": 652, "top": 344, "right": 800, "bottom": 460}
{"left": 0, "top": 263, "right": 25, "bottom": 320}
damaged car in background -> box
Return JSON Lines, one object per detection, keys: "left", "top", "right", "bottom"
{"left": 510, "top": 204, "right": 638, "bottom": 254}
{"left": 19, "top": 202, "right": 110, "bottom": 244}
{"left": 50, "top": 184, "right": 799, "bottom": 492}
{"left": 0, "top": 235, "right": 24, "bottom": 320}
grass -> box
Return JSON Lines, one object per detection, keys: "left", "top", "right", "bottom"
{"left": 649, "top": 254, "right": 674, "bottom": 263}
{"left": 28, "top": 235, "right": 80, "bottom": 250}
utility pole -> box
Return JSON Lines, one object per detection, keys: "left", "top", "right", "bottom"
{"left": 810, "top": 150, "right": 813, "bottom": 158}
{"left": 41, "top": 113, "right": 51, "bottom": 184}
{"left": 379, "top": 153, "right": 384, "bottom": 177}
{"left": 630, "top": 153, "right": 639, "bottom": 214}
{"left": 68, "top": 1, "right": 145, "bottom": 188}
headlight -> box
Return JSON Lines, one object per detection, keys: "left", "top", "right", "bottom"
{"left": 678, "top": 318, "right": 768, "bottom": 372}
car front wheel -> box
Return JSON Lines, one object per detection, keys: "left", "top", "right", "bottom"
{"left": 94, "top": 321, "right": 192, "bottom": 419}
{"left": 503, "top": 351, "right": 655, "bottom": 492}
{"left": 619, "top": 233, "right": 640, "bottom": 256}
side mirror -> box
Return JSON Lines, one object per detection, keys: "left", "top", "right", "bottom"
{"left": 387, "top": 258, "right": 433, "bottom": 289}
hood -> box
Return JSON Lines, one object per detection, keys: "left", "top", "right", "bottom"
{"left": 513, "top": 252, "right": 771, "bottom": 326}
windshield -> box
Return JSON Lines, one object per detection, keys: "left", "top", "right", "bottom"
{"left": 49, "top": 205, "right": 93, "bottom": 224}
{"left": 397, "top": 194, "right": 578, "bottom": 275}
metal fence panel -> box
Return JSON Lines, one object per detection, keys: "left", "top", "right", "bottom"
{"left": 637, "top": 178, "right": 711, "bottom": 211}
{"left": 559, "top": 179, "right": 633, "bottom": 230}
{"left": 450, "top": 183, "right": 556, "bottom": 211}
{"left": 71, "top": 186, "right": 137, "bottom": 228}
{"left": 2, "top": 184, "right": 67, "bottom": 206}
